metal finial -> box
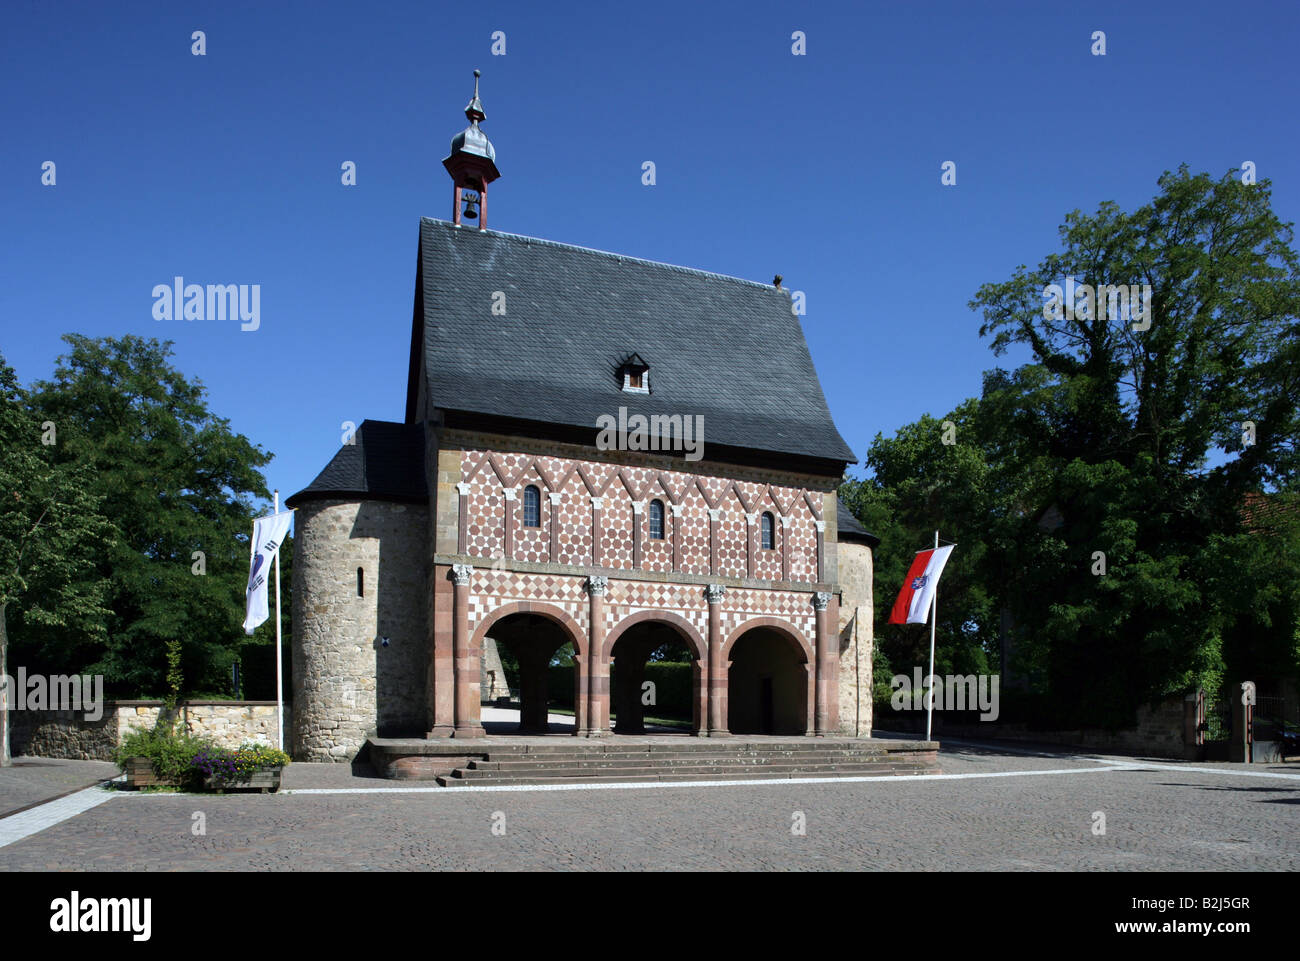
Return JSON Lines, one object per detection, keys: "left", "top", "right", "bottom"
{"left": 465, "top": 69, "right": 486, "bottom": 122}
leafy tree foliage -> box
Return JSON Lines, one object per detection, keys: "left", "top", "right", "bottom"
{"left": 25, "top": 335, "right": 273, "bottom": 697}
{"left": 845, "top": 168, "right": 1300, "bottom": 727}
{"left": 0, "top": 354, "right": 114, "bottom": 764}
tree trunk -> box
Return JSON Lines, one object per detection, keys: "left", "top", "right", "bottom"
{"left": 1, "top": 601, "right": 10, "bottom": 766}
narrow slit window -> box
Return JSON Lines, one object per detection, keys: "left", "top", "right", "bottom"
{"left": 357, "top": 567, "right": 365, "bottom": 597}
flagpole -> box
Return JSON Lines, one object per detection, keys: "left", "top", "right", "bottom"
{"left": 273, "top": 489, "right": 284, "bottom": 752}
{"left": 926, "top": 529, "right": 938, "bottom": 741}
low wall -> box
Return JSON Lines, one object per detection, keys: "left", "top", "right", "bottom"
{"left": 875, "top": 695, "right": 1192, "bottom": 759}
{"left": 7, "top": 700, "right": 291, "bottom": 761}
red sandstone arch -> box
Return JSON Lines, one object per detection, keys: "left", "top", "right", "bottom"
{"left": 471, "top": 601, "right": 587, "bottom": 658}
{"left": 723, "top": 616, "right": 814, "bottom": 736}
{"left": 602, "top": 610, "right": 707, "bottom": 661}
{"left": 721, "top": 616, "right": 813, "bottom": 663}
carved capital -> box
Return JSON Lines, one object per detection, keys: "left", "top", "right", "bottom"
{"left": 814, "top": 520, "right": 826, "bottom": 532}
{"left": 456, "top": 482, "right": 471, "bottom": 495}
{"left": 450, "top": 564, "right": 474, "bottom": 587}
{"left": 780, "top": 514, "right": 792, "bottom": 527}
{"left": 669, "top": 503, "right": 683, "bottom": 517}
{"left": 548, "top": 491, "right": 563, "bottom": 504}
{"left": 590, "top": 496, "right": 604, "bottom": 509}
{"left": 707, "top": 508, "right": 721, "bottom": 522}
{"left": 744, "top": 512, "right": 757, "bottom": 524}
{"left": 704, "top": 583, "right": 727, "bottom": 604}
{"left": 586, "top": 575, "right": 609, "bottom": 596}
{"left": 631, "top": 501, "right": 645, "bottom": 514}
{"left": 812, "top": 591, "right": 831, "bottom": 611}
{"left": 503, "top": 487, "right": 517, "bottom": 501}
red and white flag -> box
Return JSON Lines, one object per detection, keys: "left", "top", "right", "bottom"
{"left": 888, "top": 545, "right": 954, "bottom": 624}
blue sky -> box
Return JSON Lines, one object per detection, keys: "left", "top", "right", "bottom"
{"left": 3, "top": 0, "right": 1297, "bottom": 511}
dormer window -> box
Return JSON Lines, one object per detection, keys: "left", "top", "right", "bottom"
{"left": 620, "top": 353, "right": 650, "bottom": 394}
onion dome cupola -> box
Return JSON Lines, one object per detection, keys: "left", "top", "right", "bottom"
{"left": 442, "top": 69, "right": 501, "bottom": 230}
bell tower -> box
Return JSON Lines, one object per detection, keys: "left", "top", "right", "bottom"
{"left": 443, "top": 69, "right": 501, "bottom": 230}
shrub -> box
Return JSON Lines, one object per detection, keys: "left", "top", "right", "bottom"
{"left": 113, "top": 724, "right": 215, "bottom": 787}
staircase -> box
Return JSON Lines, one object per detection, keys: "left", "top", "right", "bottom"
{"left": 430, "top": 739, "right": 941, "bottom": 787}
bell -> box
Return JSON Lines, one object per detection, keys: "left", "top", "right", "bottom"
{"left": 462, "top": 193, "right": 479, "bottom": 220}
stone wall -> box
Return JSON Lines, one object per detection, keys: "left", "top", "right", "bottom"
{"left": 292, "top": 498, "right": 430, "bottom": 761}
{"left": 836, "top": 539, "right": 873, "bottom": 737}
{"left": 7, "top": 701, "right": 290, "bottom": 761}
{"left": 480, "top": 636, "right": 512, "bottom": 702}
{"left": 878, "top": 694, "right": 1192, "bottom": 759}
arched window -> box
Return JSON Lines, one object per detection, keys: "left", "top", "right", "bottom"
{"left": 761, "top": 512, "right": 775, "bottom": 550}
{"left": 523, "top": 485, "right": 541, "bottom": 527}
{"left": 649, "top": 499, "right": 665, "bottom": 539}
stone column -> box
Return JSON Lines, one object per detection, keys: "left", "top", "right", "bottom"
{"left": 780, "top": 515, "right": 792, "bottom": 582}
{"left": 631, "top": 500, "right": 644, "bottom": 569}
{"left": 427, "top": 563, "right": 455, "bottom": 738}
{"left": 744, "top": 512, "right": 757, "bottom": 578}
{"left": 452, "top": 564, "right": 484, "bottom": 737}
{"left": 590, "top": 496, "right": 603, "bottom": 566}
{"left": 456, "top": 482, "right": 470, "bottom": 555}
{"left": 548, "top": 491, "right": 563, "bottom": 562}
{"left": 586, "top": 576, "right": 609, "bottom": 737}
{"left": 670, "top": 503, "right": 683, "bottom": 572}
{"left": 502, "top": 487, "right": 517, "bottom": 561}
{"left": 707, "top": 508, "right": 721, "bottom": 576}
{"left": 706, "top": 583, "right": 728, "bottom": 736}
{"left": 813, "top": 591, "right": 832, "bottom": 736}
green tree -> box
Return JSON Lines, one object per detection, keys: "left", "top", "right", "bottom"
{"left": 0, "top": 355, "right": 114, "bottom": 765}
{"left": 966, "top": 166, "right": 1300, "bottom": 723}
{"left": 27, "top": 335, "right": 273, "bottom": 697}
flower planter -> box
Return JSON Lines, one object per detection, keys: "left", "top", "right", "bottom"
{"left": 122, "top": 757, "right": 184, "bottom": 789}
{"left": 202, "top": 766, "right": 284, "bottom": 794}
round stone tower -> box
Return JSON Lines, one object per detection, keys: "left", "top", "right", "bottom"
{"left": 835, "top": 499, "right": 877, "bottom": 737}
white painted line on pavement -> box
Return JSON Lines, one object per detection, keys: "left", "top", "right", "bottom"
{"left": 1100, "top": 760, "right": 1300, "bottom": 781}
{"left": 0, "top": 786, "right": 116, "bottom": 849}
{"left": 278, "top": 764, "right": 1144, "bottom": 796}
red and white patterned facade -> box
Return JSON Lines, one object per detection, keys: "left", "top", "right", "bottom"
{"left": 427, "top": 430, "right": 846, "bottom": 737}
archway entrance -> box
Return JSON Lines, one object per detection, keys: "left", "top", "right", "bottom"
{"left": 609, "top": 622, "right": 696, "bottom": 735}
{"left": 727, "top": 627, "right": 808, "bottom": 735}
{"left": 485, "top": 612, "right": 579, "bottom": 734}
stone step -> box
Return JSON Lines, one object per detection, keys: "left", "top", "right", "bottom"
{"left": 435, "top": 766, "right": 941, "bottom": 787}
{"left": 478, "top": 746, "right": 923, "bottom": 760}
{"left": 469, "top": 753, "right": 909, "bottom": 771}
{"left": 449, "top": 761, "right": 934, "bottom": 780}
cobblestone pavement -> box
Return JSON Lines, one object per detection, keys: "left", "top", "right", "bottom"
{"left": 0, "top": 739, "right": 1296, "bottom": 870}
{"left": 0, "top": 757, "right": 120, "bottom": 818}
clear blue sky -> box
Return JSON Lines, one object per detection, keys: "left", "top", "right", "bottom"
{"left": 3, "top": 0, "right": 1297, "bottom": 510}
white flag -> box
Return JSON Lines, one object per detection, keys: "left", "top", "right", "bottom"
{"left": 243, "top": 511, "right": 292, "bottom": 635}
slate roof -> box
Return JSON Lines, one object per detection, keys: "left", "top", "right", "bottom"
{"left": 286, "top": 420, "right": 426, "bottom": 507}
{"left": 836, "top": 496, "right": 879, "bottom": 547}
{"left": 407, "top": 219, "right": 856, "bottom": 467}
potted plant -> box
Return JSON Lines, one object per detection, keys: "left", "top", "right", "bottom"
{"left": 191, "top": 742, "right": 290, "bottom": 793}
{"left": 113, "top": 726, "right": 212, "bottom": 789}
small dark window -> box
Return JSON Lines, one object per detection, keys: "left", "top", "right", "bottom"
{"left": 761, "top": 512, "right": 775, "bottom": 550}
{"left": 523, "top": 485, "right": 541, "bottom": 527}
{"left": 649, "top": 499, "right": 665, "bottom": 539}
{"left": 357, "top": 567, "right": 364, "bottom": 597}
{"left": 629, "top": 371, "right": 643, "bottom": 389}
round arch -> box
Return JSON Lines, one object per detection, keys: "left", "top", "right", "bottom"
{"left": 602, "top": 610, "right": 707, "bottom": 661}
{"left": 721, "top": 616, "right": 813, "bottom": 664}
{"left": 471, "top": 601, "right": 587, "bottom": 659}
